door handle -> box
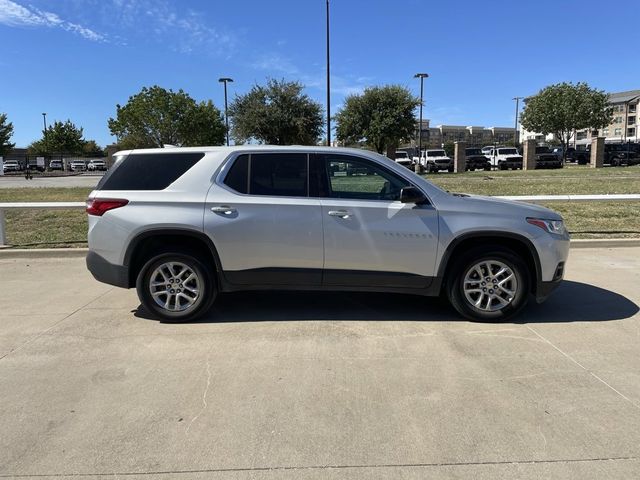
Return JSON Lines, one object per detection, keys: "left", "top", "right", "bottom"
{"left": 328, "top": 210, "right": 351, "bottom": 219}
{"left": 211, "top": 205, "right": 236, "bottom": 215}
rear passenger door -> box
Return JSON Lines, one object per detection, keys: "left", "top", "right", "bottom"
{"left": 205, "top": 152, "right": 324, "bottom": 286}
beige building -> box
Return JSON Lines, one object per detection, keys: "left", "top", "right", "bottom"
{"left": 520, "top": 89, "right": 640, "bottom": 147}
{"left": 413, "top": 121, "right": 516, "bottom": 148}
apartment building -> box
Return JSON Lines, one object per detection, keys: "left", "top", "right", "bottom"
{"left": 412, "top": 121, "right": 516, "bottom": 148}
{"left": 520, "top": 89, "right": 640, "bottom": 147}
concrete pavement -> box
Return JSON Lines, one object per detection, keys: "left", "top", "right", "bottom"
{"left": 1, "top": 248, "right": 639, "bottom": 478}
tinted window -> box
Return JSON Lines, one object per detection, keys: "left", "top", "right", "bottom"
{"left": 322, "top": 155, "right": 410, "bottom": 201}
{"left": 98, "top": 152, "right": 204, "bottom": 190}
{"left": 223, "top": 154, "right": 249, "bottom": 194}
{"left": 249, "top": 153, "right": 307, "bottom": 197}
{"left": 427, "top": 150, "right": 445, "bottom": 157}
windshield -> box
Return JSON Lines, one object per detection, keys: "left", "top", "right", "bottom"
{"left": 466, "top": 148, "right": 482, "bottom": 155}
{"left": 536, "top": 147, "right": 551, "bottom": 154}
{"left": 426, "top": 150, "right": 446, "bottom": 157}
{"left": 498, "top": 148, "right": 518, "bottom": 155}
{"left": 395, "top": 151, "right": 408, "bottom": 158}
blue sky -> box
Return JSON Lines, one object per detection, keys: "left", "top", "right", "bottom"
{"left": 1, "top": 0, "right": 638, "bottom": 147}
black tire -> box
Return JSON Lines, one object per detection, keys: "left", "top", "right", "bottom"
{"left": 136, "top": 251, "right": 217, "bottom": 322}
{"left": 499, "top": 162, "right": 507, "bottom": 170}
{"left": 446, "top": 246, "right": 530, "bottom": 322}
{"left": 448, "top": 166, "right": 454, "bottom": 173}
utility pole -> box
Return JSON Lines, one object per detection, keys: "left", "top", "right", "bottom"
{"left": 218, "top": 77, "right": 233, "bottom": 146}
{"left": 326, "top": 0, "right": 331, "bottom": 146}
{"left": 414, "top": 73, "right": 429, "bottom": 173}
{"left": 512, "top": 97, "right": 523, "bottom": 146}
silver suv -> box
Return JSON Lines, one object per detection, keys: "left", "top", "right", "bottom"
{"left": 86, "top": 146, "right": 569, "bottom": 322}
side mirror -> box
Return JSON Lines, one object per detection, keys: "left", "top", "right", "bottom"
{"left": 400, "top": 186, "right": 427, "bottom": 204}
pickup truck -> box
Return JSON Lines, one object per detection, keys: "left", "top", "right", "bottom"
{"left": 464, "top": 148, "right": 491, "bottom": 171}
{"left": 417, "top": 149, "right": 453, "bottom": 173}
{"left": 585, "top": 143, "right": 640, "bottom": 166}
{"left": 485, "top": 147, "right": 523, "bottom": 170}
{"left": 534, "top": 146, "right": 563, "bottom": 169}
{"left": 394, "top": 151, "right": 414, "bottom": 169}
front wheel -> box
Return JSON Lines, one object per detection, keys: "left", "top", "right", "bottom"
{"left": 446, "top": 247, "right": 530, "bottom": 321}
{"left": 136, "top": 252, "right": 217, "bottom": 322}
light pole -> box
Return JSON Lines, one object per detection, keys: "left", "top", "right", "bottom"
{"left": 326, "top": 0, "right": 331, "bottom": 146}
{"left": 414, "top": 73, "right": 429, "bottom": 173}
{"left": 41, "top": 112, "right": 48, "bottom": 159}
{"left": 218, "top": 77, "right": 233, "bottom": 146}
{"left": 512, "top": 96, "right": 523, "bottom": 146}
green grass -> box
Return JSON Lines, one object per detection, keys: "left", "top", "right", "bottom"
{"left": 1, "top": 167, "right": 639, "bottom": 248}
{"left": 0, "top": 188, "right": 91, "bottom": 248}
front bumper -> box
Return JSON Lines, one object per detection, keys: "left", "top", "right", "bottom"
{"left": 535, "top": 261, "right": 565, "bottom": 303}
{"left": 86, "top": 251, "right": 130, "bottom": 288}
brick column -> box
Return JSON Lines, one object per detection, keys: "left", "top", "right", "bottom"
{"left": 523, "top": 139, "right": 536, "bottom": 170}
{"left": 454, "top": 141, "right": 466, "bottom": 173}
{"left": 590, "top": 136, "right": 604, "bottom": 168}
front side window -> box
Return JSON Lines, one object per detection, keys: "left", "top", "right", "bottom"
{"left": 321, "top": 155, "right": 410, "bottom": 201}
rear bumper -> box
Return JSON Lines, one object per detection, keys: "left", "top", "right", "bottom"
{"left": 86, "top": 251, "right": 130, "bottom": 288}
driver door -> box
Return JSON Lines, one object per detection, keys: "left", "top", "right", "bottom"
{"left": 313, "top": 153, "right": 439, "bottom": 288}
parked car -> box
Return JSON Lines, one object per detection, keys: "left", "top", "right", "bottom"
{"left": 485, "top": 147, "right": 523, "bottom": 170}
{"left": 585, "top": 143, "right": 639, "bottom": 166}
{"left": 2, "top": 160, "right": 21, "bottom": 172}
{"left": 534, "top": 146, "right": 563, "bottom": 169}
{"left": 564, "top": 147, "right": 590, "bottom": 165}
{"left": 481, "top": 146, "right": 494, "bottom": 155}
{"left": 419, "top": 149, "right": 453, "bottom": 172}
{"left": 70, "top": 160, "right": 87, "bottom": 172}
{"left": 464, "top": 148, "right": 491, "bottom": 171}
{"left": 87, "top": 160, "right": 107, "bottom": 171}
{"left": 49, "top": 160, "right": 63, "bottom": 171}
{"left": 86, "top": 146, "right": 569, "bottom": 323}
{"left": 394, "top": 150, "right": 414, "bottom": 169}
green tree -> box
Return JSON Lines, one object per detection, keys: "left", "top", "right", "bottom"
{"left": 108, "top": 86, "right": 225, "bottom": 148}
{"left": 229, "top": 79, "right": 324, "bottom": 145}
{"left": 334, "top": 85, "right": 419, "bottom": 154}
{"left": 82, "top": 140, "right": 104, "bottom": 156}
{"left": 0, "top": 113, "right": 16, "bottom": 157}
{"left": 28, "top": 120, "right": 86, "bottom": 154}
{"left": 520, "top": 82, "right": 613, "bottom": 159}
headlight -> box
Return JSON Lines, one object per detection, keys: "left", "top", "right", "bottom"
{"left": 527, "top": 217, "right": 566, "bottom": 236}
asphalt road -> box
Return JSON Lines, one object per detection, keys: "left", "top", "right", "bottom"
{"left": 1, "top": 248, "right": 639, "bottom": 479}
{"left": 0, "top": 174, "right": 101, "bottom": 188}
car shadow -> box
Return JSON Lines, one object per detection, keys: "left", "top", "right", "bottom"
{"left": 133, "top": 280, "right": 638, "bottom": 325}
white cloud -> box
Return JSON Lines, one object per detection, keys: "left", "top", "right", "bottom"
{"left": 0, "top": 0, "right": 106, "bottom": 41}
{"left": 100, "top": 0, "right": 236, "bottom": 55}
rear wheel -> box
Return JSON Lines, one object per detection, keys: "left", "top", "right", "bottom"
{"left": 447, "top": 247, "right": 529, "bottom": 321}
{"left": 136, "top": 252, "right": 217, "bottom": 322}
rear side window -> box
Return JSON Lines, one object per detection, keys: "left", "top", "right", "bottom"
{"left": 97, "top": 152, "right": 204, "bottom": 190}
{"left": 222, "top": 153, "right": 308, "bottom": 197}
{"left": 223, "top": 155, "right": 249, "bottom": 194}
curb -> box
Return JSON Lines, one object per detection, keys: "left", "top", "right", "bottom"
{"left": 0, "top": 248, "right": 88, "bottom": 258}
{"left": 569, "top": 238, "right": 640, "bottom": 249}
{"left": 1, "top": 239, "right": 640, "bottom": 258}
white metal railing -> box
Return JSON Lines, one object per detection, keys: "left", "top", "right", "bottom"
{"left": 1, "top": 195, "right": 640, "bottom": 246}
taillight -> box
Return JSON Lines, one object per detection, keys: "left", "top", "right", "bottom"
{"left": 86, "top": 198, "right": 129, "bottom": 216}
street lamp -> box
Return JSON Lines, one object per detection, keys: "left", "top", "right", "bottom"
{"left": 414, "top": 73, "right": 429, "bottom": 173}
{"left": 326, "top": 0, "right": 331, "bottom": 146}
{"left": 42, "top": 112, "right": 48, "bottom": 158}
{"left": 512, "top": 96, "right": 523, "bottom": 146}
{"left": 218, "top": 77, "right": 233, "bottom": 146}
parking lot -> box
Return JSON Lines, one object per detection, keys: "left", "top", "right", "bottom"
{"left": 1, "top": 247, "right": 639, "bottom": 478}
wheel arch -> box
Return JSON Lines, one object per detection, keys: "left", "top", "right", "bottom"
{"left": 124, "top": 229, "right": 223, "bottom": 288}
{"left": 437, "top": 231, "right": 542, "bottom": 297}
